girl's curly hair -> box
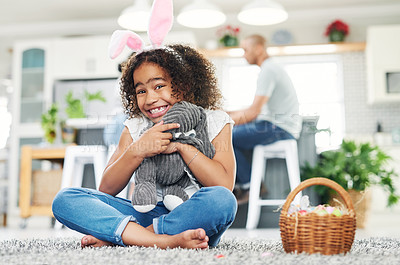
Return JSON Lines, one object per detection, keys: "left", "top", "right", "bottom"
{"left": 120, "top": 44, "right": 222, "bottom": 118}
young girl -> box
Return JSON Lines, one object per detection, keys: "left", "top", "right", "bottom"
{"left": 52, "top": 44, "right": 237, "bottom": 249}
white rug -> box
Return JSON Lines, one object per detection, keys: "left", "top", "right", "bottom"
{"left": 1, "top": 237, "right": 400, "bottom": 265}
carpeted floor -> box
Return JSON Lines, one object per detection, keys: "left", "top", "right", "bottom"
{"left": 1, "top": 237, "right": 400, "bottom": 265}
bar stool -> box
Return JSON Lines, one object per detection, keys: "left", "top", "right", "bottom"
{"left": 246, "top": 139, "right": 301, "bottom": 230}
{"left": 60, "top": 145, "right": 107, "bottom": 190}
{"left": 55, "top": 145, "right": 107, "bottom": 229}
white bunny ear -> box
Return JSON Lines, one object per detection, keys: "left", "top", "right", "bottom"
{"left": 108, "top": 30, "right": 146, "bottom": 59}
{"left": 148, "top": 0, "right": 174, "bottom": 48}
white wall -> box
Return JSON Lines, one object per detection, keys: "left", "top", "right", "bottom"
{"left": 0, "top": 38, "right": 13, "bottom": 80}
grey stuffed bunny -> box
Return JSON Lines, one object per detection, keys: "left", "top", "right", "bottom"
{"left": 132, "top": 101, "right": 215, "bottom": 213}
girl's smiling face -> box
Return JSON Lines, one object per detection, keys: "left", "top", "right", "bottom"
{"left": 134, "top": 62, "right": 180, "bottom": 123}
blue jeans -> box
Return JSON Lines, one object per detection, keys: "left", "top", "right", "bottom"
{"left": 52, "top": 186, "right": 237, "bottom": 247}
{"left": 233, "top": 120, "right": 294, "bottom": 187}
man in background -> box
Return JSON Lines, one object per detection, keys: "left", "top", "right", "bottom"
{"left": 228, "top": 34, "right": 302, "bottom": 204}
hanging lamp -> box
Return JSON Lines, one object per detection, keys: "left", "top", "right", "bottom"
{"left": 177, "top": 0, "right": 226, "bottom": 28}
{"left": 238, "top": 0, "right": 288, "bottom": 26}
{"left": 118, "top": 0, "right": 152, "bottom": 31}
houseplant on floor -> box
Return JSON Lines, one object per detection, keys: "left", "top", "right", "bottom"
{"left": 301, "top": 140, "right": 399, "bottom": 228}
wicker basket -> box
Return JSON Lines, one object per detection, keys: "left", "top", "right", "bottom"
{"left": 32, "top": 169, "right": 62, "bottom": 206}
{"left": 279, "top": 178, "right": 356, "bottom": 255}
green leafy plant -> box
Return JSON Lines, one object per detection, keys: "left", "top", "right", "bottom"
{"left": 41, "top": 103, "right": 58, "bottom": 144}
{"left": 65, "top": 90, "right": 106, "bottom": 119}
{"left": 302, "top": 140, "right": 400, "bottom": 207}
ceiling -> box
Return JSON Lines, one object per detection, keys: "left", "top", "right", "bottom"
{"left": 0, "top": 0, "right": 398, "bottom": 26}
{"left": 0, "top": 0, "right": 399, "bottom": 43}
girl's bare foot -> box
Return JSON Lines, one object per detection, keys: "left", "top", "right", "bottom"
{"left": 121, "top": 221, "right": 210, "bottom": 249}
{"left": 81, "top": 235, "right": 113, "bottom": 248}
{"left": 173, "top": 228, "right": 209, "bottom": 249}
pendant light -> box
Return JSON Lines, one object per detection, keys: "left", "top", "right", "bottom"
{"left": 118, "top": 0, "right": 151, "bottom": 32}
{"left": 177, "top": 0, "right": 226, "bottom": 29}
{"left": 238, "top": 0, "right": 288, "bottom": 26}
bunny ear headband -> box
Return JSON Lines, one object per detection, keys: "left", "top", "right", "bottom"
{"left": 108, "top": 0, "right": 173, "bottom": 59}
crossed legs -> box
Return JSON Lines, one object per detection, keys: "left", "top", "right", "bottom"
{"left": 52, "top": 186, "right": 236, "bottom": 249}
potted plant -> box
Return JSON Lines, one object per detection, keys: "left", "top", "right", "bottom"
{"left": 65, "top": 90, "right": 106, "bottom": 119}
{"left": 217, "top": 25, "right": 240, "bottom": 47}
{"left": 301, "top": 140, "right": 399, "bottom": 227}
{"left": 61, "top": 90, "right": 107, "bottom": 143}
{"left": 41, "top": 103, "right": 58, "bottom": 144}
{"left": 325, "top": 19, "right": 349, "bottom": 42}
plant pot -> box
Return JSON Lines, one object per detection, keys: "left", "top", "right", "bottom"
{"left": 220, "top": 35, "right": 239, "bottom": 47}
{"left": 330, "top": 189, "right": 371, "bottom": 228}
{"left": 60, "top": 121, "right": 77, "bottom": 144}
{"left": 329, "top": 30, "right": 346, "bottom": 42}
{"left": 44, "top": 129, "right": 57, "bottom": 144}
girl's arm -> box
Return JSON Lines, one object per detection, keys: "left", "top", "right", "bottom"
{"left": 99, "top": 122, "right": 180, "bottom": 196}
{"left": 169, "top": 123, "right": 236, "bottom": 191}
{"left": 99, "top": 127, "right": 143, "bottom": 196}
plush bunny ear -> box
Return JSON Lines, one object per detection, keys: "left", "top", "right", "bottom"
{"left": 148, "top": 0, "right": 174, "bottom": 48}
{"left": 108, "top": 30, "right": 145, "bottom": 59}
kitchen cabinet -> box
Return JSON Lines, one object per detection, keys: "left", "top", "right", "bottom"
{"left": 366, "top": 25, "right": 400, "bottom": 104}
{"left": 9, "top": 40, "right": 55, "bottom": 217}
{"left": 12, "top": 41, "right": 53, "bottom": 126}
{"left": 52, "top": 35, "right": 120, "bottom": 80}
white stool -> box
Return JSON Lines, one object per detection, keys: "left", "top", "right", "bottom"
{"left": 246, "top": 139, "right": 301, "bottom": 230}
{"left": 55, "top": 145, "right": 107, "bottom": 229}
{"left": 60, "top": 145, "right": 107, "bottom": 190}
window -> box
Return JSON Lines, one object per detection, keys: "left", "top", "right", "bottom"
{"left": 218, "top": 58, "right": 259, "bottom": 111}
{"left": 219, "top": 55, "right": 345, "bottom": 152}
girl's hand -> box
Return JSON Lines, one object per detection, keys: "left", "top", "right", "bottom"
{"left": 161, "top": 142, "right": 182, "bottom": 154}
{"left": 135, "top": 121, "right": 180, "bottom": 158}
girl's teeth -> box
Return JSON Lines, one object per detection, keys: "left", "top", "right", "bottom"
{"left": 150, "top": 106, "right": 165, "bottom": 114}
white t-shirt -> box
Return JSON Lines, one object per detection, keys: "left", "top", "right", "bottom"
{"left": 123, "top": 109, "right": 234, "bottom": 201}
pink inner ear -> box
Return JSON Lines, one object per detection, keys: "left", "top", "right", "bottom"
{"left": 148, "top": 0, "right": 173, "bottom": 47}
{"left": 127, "top": 37, "right": 144, "bottom": 50}
{"left": 108, "top": 30, "right": 145, "bottom": 59}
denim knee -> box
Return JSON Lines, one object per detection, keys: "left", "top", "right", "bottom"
{"left": 52, "top": 187, "right": 82, "bottom": 219}
{"left": 202, "top": 186, "right": 237, "bottom": 225}
{"left": 52, "top": 188, "right": 67, "bottom": 214}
